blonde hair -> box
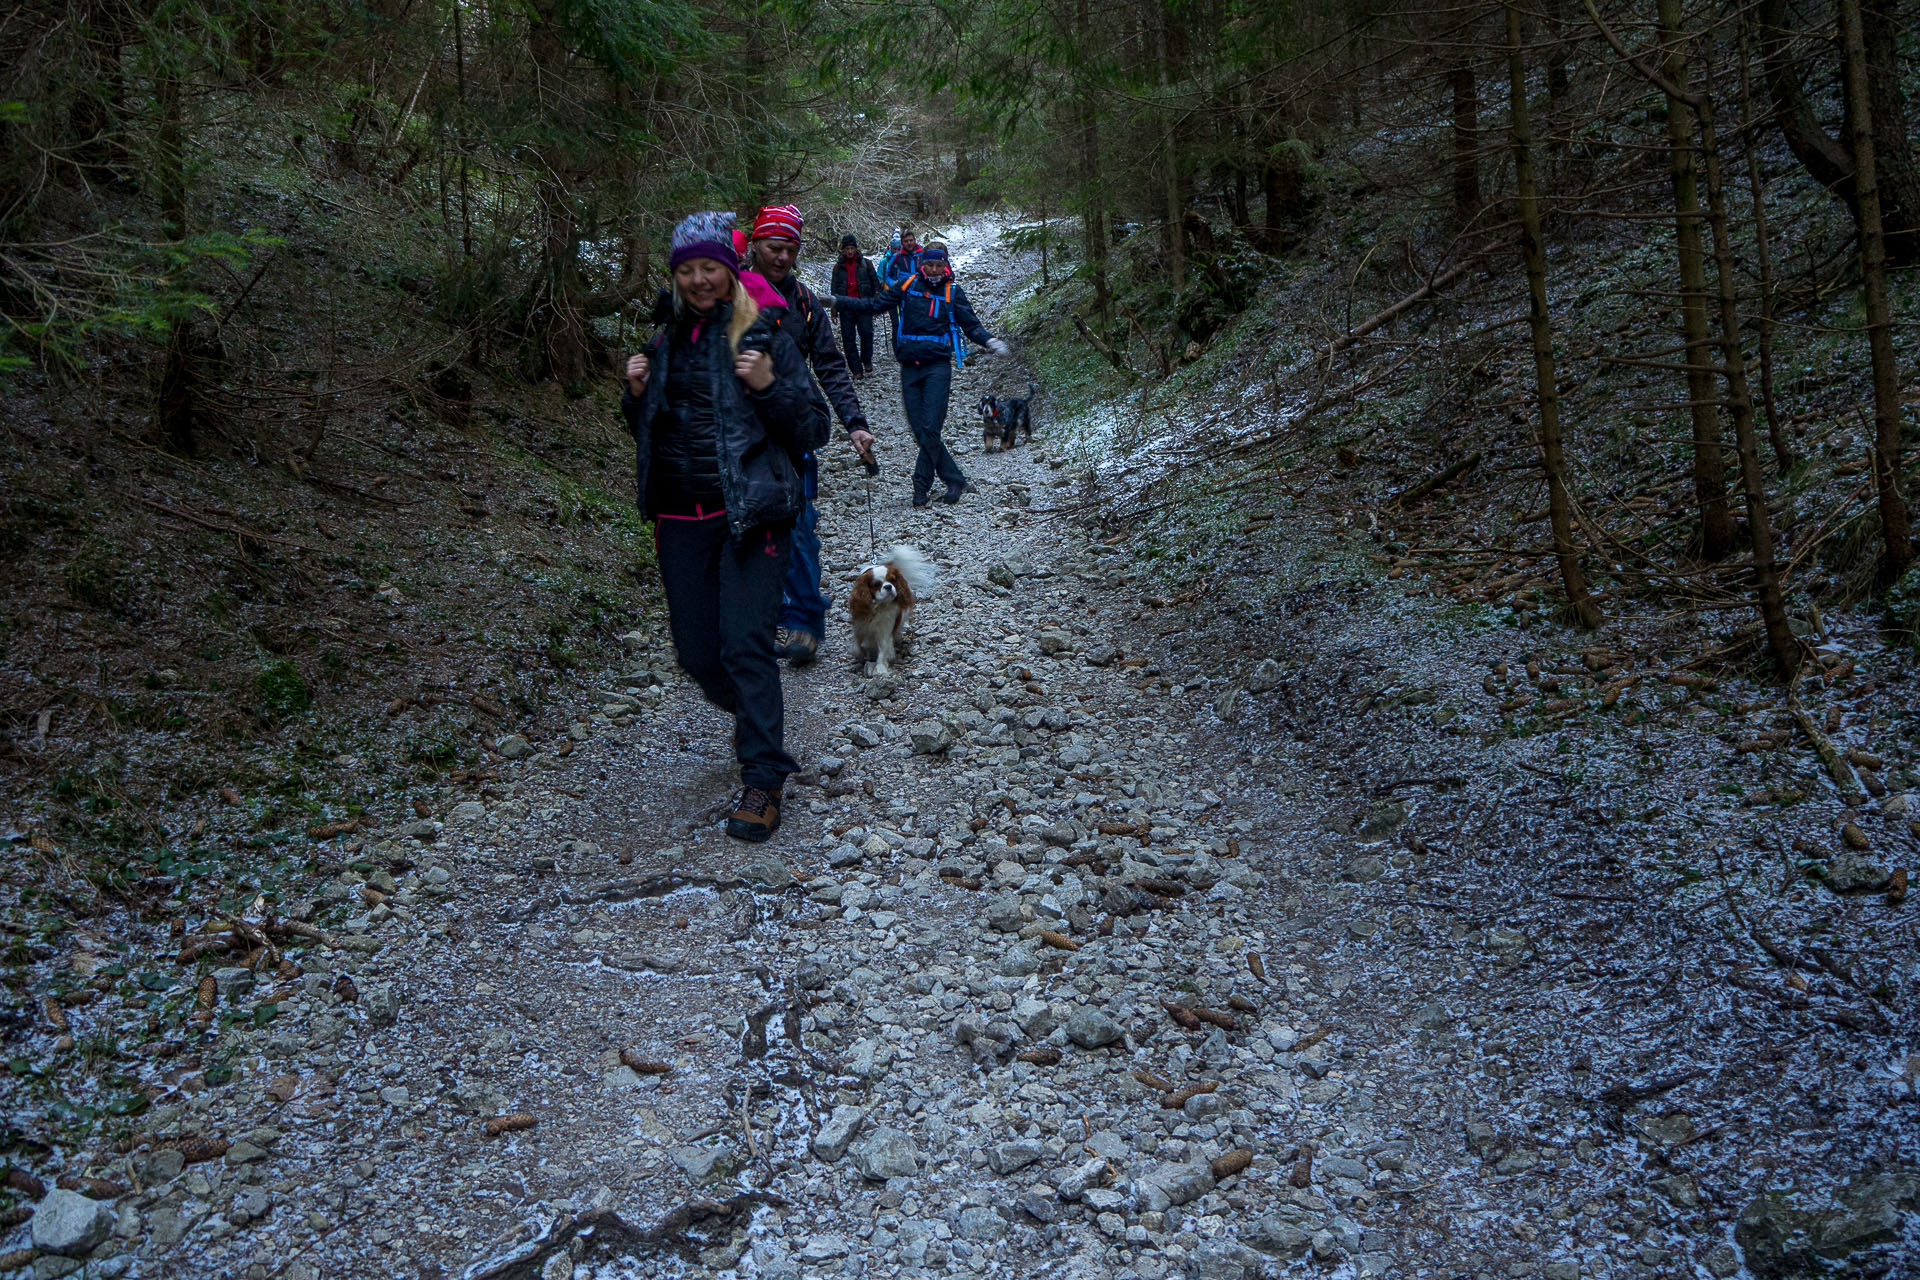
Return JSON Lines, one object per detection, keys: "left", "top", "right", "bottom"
{"left": 673, "top": 274, "right": 758, "bottom": 355}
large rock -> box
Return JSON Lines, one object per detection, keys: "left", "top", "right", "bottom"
{"left": 363, "top": 983, "right": 402, "bottom": 1027}
{"left": 1132, "top": 1162, "right": 1217, "bottom": 1213}
{"left": 1186, "top": 1238, "right": 1268, "bottom": 1280}
{"left": 813, "top": 1106, "right": 866, "bottom": 1162}
{"left": 494, "top": 735, "right": 534, "bottom": 760}
{"left": 1251, "top": 1212, "right": 1316, "bottom": 1257}
{"left": 1246, "top": 659, "right": 1286, "bottom": 694}
{"left": 1065, "top": 1006, "right": 1124, "bottom": 1049}
{"left": 31, "top": 1189, "right": 115, "bottom": 1257}
{"left": 1735, "top": 1169, "right": 1920, "bottom": 1278}
{"left": 1056, "top": 1156, "right": 1111, "bottom": 1200}
{"left": 909, "top": 719, "right": 954, "bottom": 754}
{"left": 849, "top": 1127, "right": 920, "bottom": 1180}
{"left": 1821, "top": 852, "right": 1890, "bottom": 894}
{"left": 986, "top": 1139, "right": 1048, "bottom": 1175}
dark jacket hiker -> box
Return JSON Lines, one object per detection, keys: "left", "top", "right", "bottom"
{"left": 620, "top": 293, "right": 825, "bottom": 534}
{"left": 619, "top": 210, "right": 827, "bottom": 844}
{"left": 848, "top": 244, "right": 1008, "bottom": 505}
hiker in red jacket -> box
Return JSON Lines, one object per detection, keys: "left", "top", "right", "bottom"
{"left": 832, "top": 234, "right": 883, "bottom": 378}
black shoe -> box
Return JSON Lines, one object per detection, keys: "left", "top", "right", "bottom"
{"left": 784, "top": 630, "right": 819, "bottom": 666}
{"left": 938, "top": 481, "right": 974, "bottom": 504}
{"left": 725, "top": 786, "right": 782, "bottom": 843}
{"left": 911, "top": 493, "right": 931, "bottom": 508}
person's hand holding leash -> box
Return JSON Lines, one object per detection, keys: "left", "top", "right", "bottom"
{"left": 735, "top": 349, "right": 774, "bottom": 392}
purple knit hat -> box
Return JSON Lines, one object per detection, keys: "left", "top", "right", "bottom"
{"left": 669, "top": 211, "right": 739, "bottom": 273}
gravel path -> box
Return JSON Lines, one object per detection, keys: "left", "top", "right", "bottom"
{"left": 31, "top": 221, "right": 1917, "bottom": 1280}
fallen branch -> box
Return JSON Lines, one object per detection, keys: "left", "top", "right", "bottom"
{"left": 1072, "top": 314, "right": 1133, "bottom": 375}
{"left": 1391, "top": 452, "right": 1484, "bottom": 509}
{"left": 463, "top": 1195, "right": 785, "bottom": 1280}
{"left": 1321, "top": 259, "right": 1478, "bottom": 364}
{"left": 1786, "top": 681, "right": 1865, "bottom": 805}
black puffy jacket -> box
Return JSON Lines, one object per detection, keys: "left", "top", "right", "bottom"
{"left": 620, "top": 301, "right": 828, "bottom": 536}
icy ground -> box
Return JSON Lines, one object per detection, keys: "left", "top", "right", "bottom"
{"left": 9, "top": 221, "right": 1917, "bottom": 1280}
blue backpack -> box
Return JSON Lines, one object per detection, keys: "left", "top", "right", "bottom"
{"left": 897, "top": 278, "right": 969, "bottom": 368}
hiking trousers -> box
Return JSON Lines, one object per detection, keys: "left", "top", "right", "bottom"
{"left": 779, "top": 454, "right": 827, "bottom": 639}
{"left": 654, "top": 514, "right": 798, "bottom": 791}
{"left": 839, "top": 313, "right": 874, "bottom": 373}
{"left": 900, "top": 359, "right": 967, "bottom": 499}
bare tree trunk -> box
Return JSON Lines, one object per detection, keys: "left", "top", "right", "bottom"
{"left": 1756, "top": 0, "right": 1917, "bottom": 265}
{"left": 154, "top": 56, "right": 197, "bottom": 454}
{"left": 1506, "top": 2, "right": 1599, "bottom": 630}
{"left": 1859, "top": 0, "right": 1920, "bottom": 270}
{"left": 525, "top": 0, "right": 594, "bottom": 388}
{"left": 1693, "top": 59, "right": 1800, "bottom": 677}
{"left": 1160, "top": 19, "right": 1185, "bottom": 292}
{"left": 1039, "top": 190, "right": 1051, "bottom": 287}
{"left": 1735, "top": 30, "right": 1790, "bottom": 470}
{"left": 1076, "top": 0, "right": 1110, "bottom": 319}
{"left": 1450, "top": 55, "right": 1479, "bottom": 228}
{"left": 1659, "top": 0, "right": 1736, "bottom": 562}
{"left": 1838, "top": 0, "right": 1914, "bottom": 574}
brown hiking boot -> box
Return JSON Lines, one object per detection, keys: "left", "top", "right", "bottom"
{"left": 725, "top": 786, "right": 782, "bottom": 843}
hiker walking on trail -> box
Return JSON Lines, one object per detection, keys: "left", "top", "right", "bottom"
{"left": 878, "top": 229, "right": 921, "bottom": 287}
{"left": 876, "top": 231, "right": 919, "bottom": 346}
{"left": 840, "top": 243, "right": 1009, "bottom": 507}
{"left": 832, "top": 233, "right": 882, "bottom": 379}
{"left": 747, "top": 204, "right": 877, "bottom": 668}
{"left": 620, "top": 211, "right": 828, "bottom": 843}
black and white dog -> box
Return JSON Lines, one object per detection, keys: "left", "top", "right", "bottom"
{"left": 978, "top": 381, "right": 1039, "bottom": 453}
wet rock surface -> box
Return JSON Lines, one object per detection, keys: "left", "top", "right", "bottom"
{"left": 6, "top": 219, "right": 1917, "bottom": 1280}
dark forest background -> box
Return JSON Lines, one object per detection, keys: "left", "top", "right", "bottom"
{"left": 1, "top": 0, "right": 1916, "bottom": 868}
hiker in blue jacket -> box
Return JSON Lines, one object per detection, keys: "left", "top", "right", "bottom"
{"left": 878, "top": 229, "right": 921, "bottom": 286}
{"left": 838, "top": 243, "right": 1008, "bottom": 506}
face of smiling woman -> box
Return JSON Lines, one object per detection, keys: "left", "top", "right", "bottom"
{"left": 673, "top": 257, "right": 733, "bottom": 315}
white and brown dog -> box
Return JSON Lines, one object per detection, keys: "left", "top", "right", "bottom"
{"left": 847, "top": 545, "right": 933, "bottom": 676}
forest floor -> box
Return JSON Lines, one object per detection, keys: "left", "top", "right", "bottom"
{"left": 3, "top": 220, "right": 1918, "bottom": 1280}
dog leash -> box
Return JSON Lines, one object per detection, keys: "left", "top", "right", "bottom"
{"left": 864, "top": 468, "right": 878, "bottom": 561}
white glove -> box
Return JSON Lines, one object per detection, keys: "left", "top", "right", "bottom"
{"left": 989, "top": 339, "right": 1011, "bottom": 357}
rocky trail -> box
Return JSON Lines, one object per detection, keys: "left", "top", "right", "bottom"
{"left": 11, "top": 223, "right": 1917, "bottom": 1280}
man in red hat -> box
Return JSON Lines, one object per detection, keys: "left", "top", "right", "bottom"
{"left": 748, "top": 204, "right": 875, "bottom": 667}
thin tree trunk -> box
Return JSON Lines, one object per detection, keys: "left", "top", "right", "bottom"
{"left": 1858, "top": 0, "right": 1919, "bottom": 265}
{"left": 1693, "top": 58, "right": 1800, "bottom": 677}
{"left": 454, "top": 0, "right": 472, "bottom": 271}
{"left": 1159, "top": 16, "right": 1185, "bottom": 291}
{"left": 1659, "top": 0, "right": 1736, "bottom": 562}
{"left": 1756, "top": 0, "right": 1917, "bottom": 265}
{"left": 156, "top": 68, "right": 186, "bottom": 240}
{"left": 1076, "top": 0, "right": 1110, "bottom": 319}
{"left": 1736, "top": 30, "right": 1790, "bottom": 470}
{"left": 1450, "top": 55, "right": 1479, "bottom": 228}
{"left": 1838, "top": 0, "right": 1914, "bottom": 574}
{"left": 1039, "top": 191, "right": 1050, "bottom": 288}
{"left": 1505, "top": 2, "right": 1599, "bottom": 630}
{"left": 154, "top": 56, "right": 196, "bottom": 454}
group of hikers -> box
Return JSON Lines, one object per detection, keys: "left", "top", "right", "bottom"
{"left": 620, "top": 206, "right": 1010, "bottom": 843}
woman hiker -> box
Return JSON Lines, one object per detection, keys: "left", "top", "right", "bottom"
{"left": 620, "top": 211, "right": 828, "bottom": 841}
{"left": 838, "top": 242, "right": 1009, "bottom": 506}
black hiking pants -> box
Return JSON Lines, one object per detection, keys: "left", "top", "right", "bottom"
{"left": 900, "top": 358, "right": 967, "bottom": 500}
{"left": 839, "top": 312, "right": 874, "bottom": 374}
{"left": 654, "top": 514, "right": 798, "bottom": 791}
